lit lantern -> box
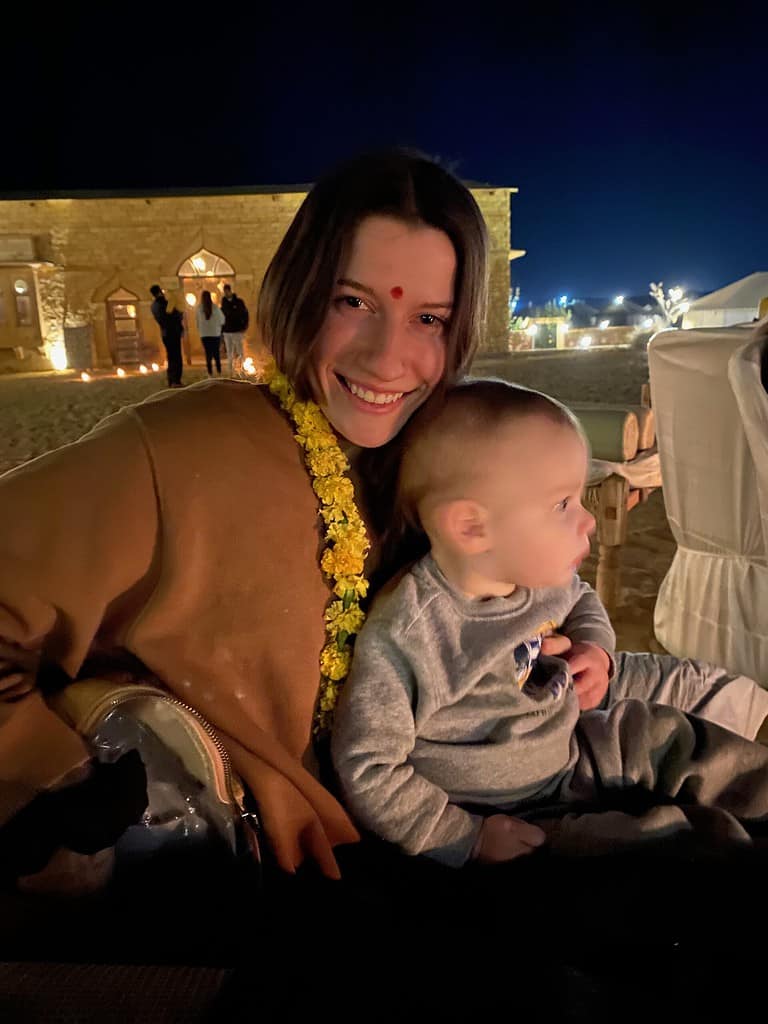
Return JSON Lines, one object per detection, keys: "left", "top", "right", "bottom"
{"left": 192, "top": 256, "right": 206, "bottom": 272}
{"left": 599, "top": 319, "right": 610, "bottom": 329}
{"left": 151, "top": 362, "right": 160, "bottom": 372}
{"left": 139, "top": 364, "right": 149, "bottom": 374}
{"left": 243, "top": 356, "right": 256, "bottom": 375}
{"left": 49, "top": 341, "right": 68, "bottom": 371}
{"left": 81, "top": 371, "right": 91, "bottom": 382}
{"left": 116, "top": 367, "right": 126, "bottom": 378}
{"left": 185, "top": 293, "right": 197, "bottom": 307}
{"left": 579, "top": 335, "right": 593, "bottom": 349}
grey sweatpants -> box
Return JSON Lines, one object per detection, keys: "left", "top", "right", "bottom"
{"left": 542, "top": 697, "right": 768, "bottom": 854}
{"left": 606, "top": 651, "right": 768, "bottom": 740}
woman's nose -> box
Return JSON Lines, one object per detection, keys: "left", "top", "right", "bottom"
{"left": 361, "top": 317, "right": 407, "bottom": 379}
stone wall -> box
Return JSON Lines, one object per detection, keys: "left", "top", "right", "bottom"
{"left": 0, "top": 185, "right": 514, "bottom": 369}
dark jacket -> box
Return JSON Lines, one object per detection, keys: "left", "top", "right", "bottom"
{"left": 150, "top": 295, "right": 168, "bottom": 333}
{"left": 221, "top": 294, "right": 249, "bottom": 333}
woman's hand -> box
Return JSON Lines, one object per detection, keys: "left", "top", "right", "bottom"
{"left": 471, "top": 814, "right": 546, "bottom": 864}
{"left": 540, "top": 634, "right": 611, "bottom": 710}
{"left": 563, "top": 642, "right": 611, "bottom": 710}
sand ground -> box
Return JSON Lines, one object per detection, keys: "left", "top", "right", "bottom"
{"left": 0, "top": 348, "right": 673, "bottom": 651}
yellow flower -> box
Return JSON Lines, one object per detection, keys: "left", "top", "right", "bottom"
{"left": 321, "top": 546, "right": 366, "bottom": 578}
{"left": 318, "top": 680, "right": 339, "bottom": 712}
{"left": 265, "top": 363, "right": 370, "bottom": 735}
{"left": 313, "top": 475, "right": 355, "bottom": 507}
{"left": 326, "top": 516, "right": 369, "bottom": 548}
{"left": 320, "top": 643, "right": 351, "bottom": 681}
{"left": 318, "top": 504, "right": 349, "bottom": 526}
{"left": 306, "top": 447, "right": 349, "bottom": 479}
{"left": 292, "top": 402, "right": 330, "bottom": 436}
{"left": 269, "top": 375, "right": 296, "bottom": 412}
{"left": 324, "top": 601, "right": 366, "bottom": 637}
{"left": 333, "top": 576, "right": 370, "bottom": 600}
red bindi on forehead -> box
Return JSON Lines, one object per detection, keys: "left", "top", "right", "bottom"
{"left": 390, "top": 286, "right": 403, "bottom": 300}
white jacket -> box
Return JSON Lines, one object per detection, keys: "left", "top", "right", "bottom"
{"left": 196, "top": 304, "right": 225, "bottom": 336}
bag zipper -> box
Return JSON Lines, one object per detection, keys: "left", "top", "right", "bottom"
{"left": 79, "top": 684, "right": 261, "bottom": 850}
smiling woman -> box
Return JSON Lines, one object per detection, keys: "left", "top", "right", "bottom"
{"left": 309, "top": 216, "right": 455, "bottom": 448}
{"left": 0, "top": 148, "right": 490, "bottom": 906}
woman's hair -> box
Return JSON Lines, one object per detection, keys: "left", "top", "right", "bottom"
{"left": 257, "top": 148, "right": 489, "bottom": 401}
{"left": 201, "top": 290, "right": 213, "bottom": 320}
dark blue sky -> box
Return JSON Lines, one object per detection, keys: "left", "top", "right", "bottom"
{"left": 8, "top": 3, "right": 766, "bottom": 304}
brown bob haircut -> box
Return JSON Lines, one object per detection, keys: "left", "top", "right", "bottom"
{"left": 256, "top": 148, "right": 489, "bottom": 401}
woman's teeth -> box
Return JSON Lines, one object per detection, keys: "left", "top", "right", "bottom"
{"left": 345, "top": 379, "right": 404, "bottom": 405}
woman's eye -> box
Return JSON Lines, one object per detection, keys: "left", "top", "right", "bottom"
{"left": 337, "top": 295, "right": 367, "bottom": 311}
{"left": 418, "top": 313, "right": 447, "bottom": 330}
{"left": 555, "top": 497, "right": 570, "bottom": 513}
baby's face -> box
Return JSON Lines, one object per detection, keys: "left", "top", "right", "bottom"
{"left": 479, "top": 418, "right": 595, "bottom": 590}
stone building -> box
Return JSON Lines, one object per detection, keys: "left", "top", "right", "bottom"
{"left": 0, "top": 183, "right": 519, "bottom": 373}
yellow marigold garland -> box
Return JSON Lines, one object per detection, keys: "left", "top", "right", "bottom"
{"left": 259, "top": 357, "right": 370, "bottom": 734}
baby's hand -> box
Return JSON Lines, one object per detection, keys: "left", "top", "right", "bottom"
{"left": 472, "top": 814, "right": 546, "bottom": 864}
{"left": 563, "top": 642, "right": 611, "bottom": 710}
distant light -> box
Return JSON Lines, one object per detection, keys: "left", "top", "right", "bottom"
{"left": 526, "top": 324, "right": 538, "bottom": 338}
{"left": 13, "top": 279, "right": 28, "bottom": 295}
{"left": 680, "top": 301, "right": 690, "bottom": 313}
{"left": 49, "top": 342, "right": 68, "bottom": 371}
{"left": 139, "top": 364, "right": 149, "bottom": 374}
{"left": 579, "top": 335, "right": 593, "bottom": 349}
{"left": 614, "top": 295, "right": 624, "bottom": 305}
{"left": 126, "top": 304, "right": 137, "bottom": 318}
{"left": 561, "top": 322, "right": 569, "bottom": 333}
{"left": 192, "top": 256, "right": 206, "bottom": 272}
{"left": 559, "top": 295, "right": 568, "bottom": 306}
{"left": 599, "top": 319, "right": 610, "bottom": 329}
{"left": 116, "top": 367, "right": 126, "bottom": 378}
{"left": 243, "top": 356, "right": 257, "bottom": 376}
{"left": 80, "top": 371, "right": 91, "bottom": 382}
{"left": 151, "top": 362, "right": 160, "bottom": 372}
{"left": 669, "top": 287, "right": 683, "bottom": 302}
{"left": 643, "top": 317, "right": 654, "bottom": 328}
{"left": 185, "top": 292, "right": 197, "bottom": 307}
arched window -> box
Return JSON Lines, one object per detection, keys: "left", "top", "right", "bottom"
{"left": 177, "top": 249, "right": 235, "bottom": 278}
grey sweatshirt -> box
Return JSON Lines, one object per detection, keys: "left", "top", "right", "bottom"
{"left": 331, "top": 553, "right": 616, "bottom": 867}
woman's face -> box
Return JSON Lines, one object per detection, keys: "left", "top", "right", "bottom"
{"left": 310, "top": 215, "right": 457, "bottom": 448}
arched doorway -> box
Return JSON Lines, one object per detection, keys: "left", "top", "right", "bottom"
{"left": 178, "top": 249, "right": 235, "bottom": 365}
{"left": 106, "top": 286, "right": 151, "bottom": 366}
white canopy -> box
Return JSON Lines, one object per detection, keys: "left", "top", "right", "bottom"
{"left": 682, "top": 272, "right": 768, "bottom": 329}
{"left": 649, "top": 322, "right": 768, "bottom": 683}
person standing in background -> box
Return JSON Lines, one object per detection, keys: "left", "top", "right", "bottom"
{"left": 149, "top": 284, "right": 184, "bottom": 388}
{"left": 196, "top": 290, "right": 224, "bottom": 376}
{"left": 221, "top": 284, "right": 249, "bottom": 376}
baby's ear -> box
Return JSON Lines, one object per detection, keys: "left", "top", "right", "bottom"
{"left": 434, "top": 499, "right": 491, "bottom": 555}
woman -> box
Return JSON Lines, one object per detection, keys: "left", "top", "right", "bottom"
{"left": 195, "top": 289, "right": 225, "bottom": 376}
{"left": 1, "top": 149, "right": 764, "bottom": 897}
{"left": 0, "top": 149, "right": 488, "bottom": 887}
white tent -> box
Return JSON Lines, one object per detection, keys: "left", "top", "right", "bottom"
{"left": 682, "top": 272, "right": 768, "bottom": 329}
{"left": 649, "top": 322, "right": 768, "bottom": 685}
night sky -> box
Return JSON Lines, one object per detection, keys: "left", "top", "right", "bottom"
{"left": 8, "top": 3, "right": 766, "bottom": 305}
